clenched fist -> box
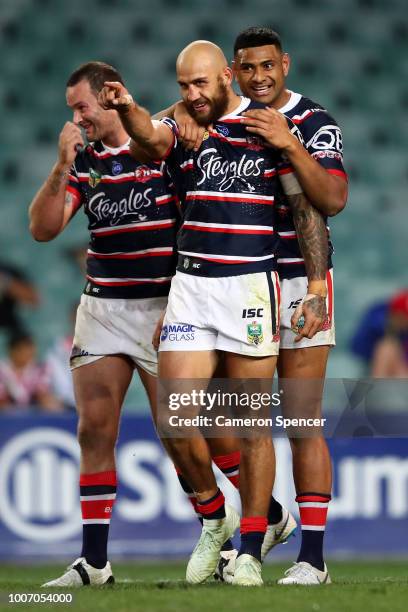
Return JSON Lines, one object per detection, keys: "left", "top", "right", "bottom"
{"left": 58, "top": 122, "right": 84, "bottom": 167}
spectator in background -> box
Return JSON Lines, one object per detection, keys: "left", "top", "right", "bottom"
{"left": 0, "top": 333, "right": 63, "bottom": 412}
{"left": 350, "top": 289, "right": 408, "bottom": 377}
{"left": 371, "top": 290, "right": 408, "bottom": 378}
{"left": 0, "top": 262, "right": 40, "bottom": 337}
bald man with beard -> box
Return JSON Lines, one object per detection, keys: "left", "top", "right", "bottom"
{"left": 99, "top": 41, "right": 329, "bottom": 586}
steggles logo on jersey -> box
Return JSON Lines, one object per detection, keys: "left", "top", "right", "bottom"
{"left": 112, "top": 161, "right": 123, "bottom": 175}
{"left": 88, "top": 167, "right": 102, "bottom": 188}
{"left": 202, "top": 131, "right": 210, "bottom": 141}
{"left": 196, "top": 148, "right": 264, "bottom": 191}
{"left": 87, "top": 188, "right": 154, "bottom": 225}
{"left": 247, "top": 321, "right": 264, "bottom": 345}
{"left": 134, "top": 165, "right": 152, "bottom": 183}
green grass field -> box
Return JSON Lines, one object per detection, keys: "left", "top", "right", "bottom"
{"left": 0, "top": 561, "right": 407, "bottom": 612}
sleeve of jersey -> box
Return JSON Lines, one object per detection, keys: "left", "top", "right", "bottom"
{"left": 297, "top": 110, "right": 348, "bottom": 181}
{"left": 66, "top": 164, "right": 84, "bottom": 213}
{"left": 158, "top": 117, "right": 179, "bottom": 161}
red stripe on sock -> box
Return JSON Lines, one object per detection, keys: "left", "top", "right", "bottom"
{"left": 296, "top": 494, "right": 331, "bottom": 503}
{"left": 212, "top": 451, "right": 241, "bottom": 470}
{"left": 240, "top": 516, "right": 268, "bottom": 534}
{"left": 81, "top": 499, "right": 115, "bottom": 520}
{"left": 227, "top": 473, "right": 240, "bottom": 488}
{"left": 80, "top": 470, "right": 117, "bottom": 486}
{"left": 188, "top": 496, "right": 200, "bottom": 515}
{"left": 213, "top": 452, "right": 240, "bottom": 489}
{"left": 297, "top": 493, "right": 330, "bottom": 529}
{"left": 197, "top": 491, "right": 225, "bottom": 516}
{"left": 299, "top": 507, "right": 328, "bottom": 527}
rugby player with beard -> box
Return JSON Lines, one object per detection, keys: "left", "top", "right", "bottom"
{"left": 172, "top": 28, "right": 347, "bottom": 585}
{"left": 99, "top": 40, "right": 329, "bottom": 586}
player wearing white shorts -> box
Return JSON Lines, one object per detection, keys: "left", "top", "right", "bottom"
{"left": 234, "top": 28, "right": 347, "bottom": 585}
{"left": 29, "top": 62, "right": 179, "bottom": 587}
{"left": 99, "top": 40, "right": 329, "bottom": 586}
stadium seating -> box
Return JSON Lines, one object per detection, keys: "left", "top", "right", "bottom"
{"left": 0, "top": 0, "right": 406, "bottom": 397}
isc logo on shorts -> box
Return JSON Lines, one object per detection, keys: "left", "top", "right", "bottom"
{"left": 161, "top": 324, "right": 195, "bottom": 342}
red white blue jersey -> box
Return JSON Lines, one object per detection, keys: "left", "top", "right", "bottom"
{"left": 162, "top": 97, "right": 301, "bottom": 278}
{"left": 276, "top": 91, "right": 347, "bottom": 279}
{"left": 67, "top": 139, "right": 179, "bottom": 299}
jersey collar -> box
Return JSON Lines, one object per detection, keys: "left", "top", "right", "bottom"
{"left": 278, "top": 90, "right": 302, "bottom": 113}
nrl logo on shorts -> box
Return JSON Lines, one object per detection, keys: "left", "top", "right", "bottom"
{"left": 183, "top": 257, "right": 190, "bottom": 270}
{"left": 135, "top": 165, "right": 152, "bottom": 183}
{"left": 247, "top": 321, "right": 263, "bottom": 345}
{"left": 88, "top": 167, "right": 102, "bottom": 188}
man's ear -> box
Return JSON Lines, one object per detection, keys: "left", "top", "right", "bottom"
{"left": 231, "top": 58, "right": 238, "bottom": 80}
{"left": 282, "top": 52, "right": 290, "bottom": 77}
{"left": 224, "top": 66, "right": 233, "bottom": 86}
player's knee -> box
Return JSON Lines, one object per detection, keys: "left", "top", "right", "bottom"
{"left": 289, "top": 436, "right": 326, "bottom": 453}
{"left": 77, "top": 417, "right": 117, "bottom": 453}
{"left": 241, "top": 436, "right": 273, "bottom": 452}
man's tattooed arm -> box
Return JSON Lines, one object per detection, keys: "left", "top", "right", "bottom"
{"left": 286, "top": 192, "right": 328, "bottom": 334}
{"left": 287, "top": 192, "right": 328, "bottom": 282}
{"left": 47, "top": 166, "right": 69, "bottom": 196}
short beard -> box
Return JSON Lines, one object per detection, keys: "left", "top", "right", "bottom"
{"left": 188, "top": 79, "right": 230, "bottom": 126}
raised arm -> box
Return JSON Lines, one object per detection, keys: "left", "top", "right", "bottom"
{"left": 98, "top": 81, "right": 174, "bottom": 161}
{"left": 29, "top": 122, "right": 83, "bottom": 241}
{"left": 242, "top": 107, "right": 347, "bottom": 216}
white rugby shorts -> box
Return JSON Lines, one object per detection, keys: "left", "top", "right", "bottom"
{"left": 159, "top": 270, "right": 280, "bottom": 356}
{"left": 70, "top": 294, "right": 167, "bottom": 375}
{"left": 279, "top": 269, "right": 335, "bottom": 349}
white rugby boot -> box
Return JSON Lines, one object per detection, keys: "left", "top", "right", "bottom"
{"left": 261, "top": 507, "right": 297, "bottom": 561}
{"left": 277, "top": 561, "right": 331, "bottom": 585}
{"left": 42, "top": 557, "right": 114, "bottom": 587}
{"left": 186, "top": 504, "right": 240, "bottom": 584}
{"left": 214, "top": 548, "right": 238, "bottom": 583}
{"left": 231, "top": 554, "right": 263, "bottom": 586}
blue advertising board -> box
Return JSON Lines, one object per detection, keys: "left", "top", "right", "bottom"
{"left": 0, "top": 414, "right": 407, "bottom": 560}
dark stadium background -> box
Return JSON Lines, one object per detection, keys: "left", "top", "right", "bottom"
{"left": 0, "top": 0, "right": 407, "bottom": 589}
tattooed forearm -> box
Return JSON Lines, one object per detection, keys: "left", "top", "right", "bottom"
{"left": 287, "top": 193, "right": 328, "bottom": 281}
{"left": 47, "top": 167, "right": 69, "bottom": 196}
